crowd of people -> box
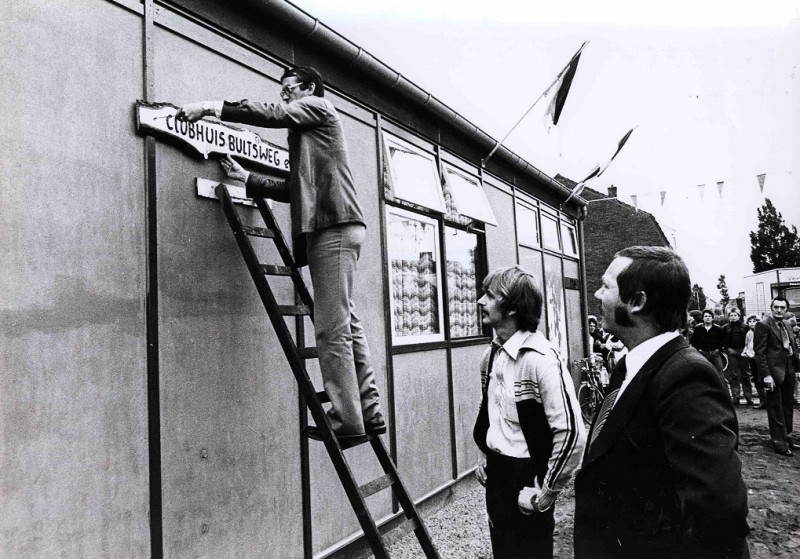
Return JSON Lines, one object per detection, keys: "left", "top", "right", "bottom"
{"left": 175, "top": 65, "right": 798, "bottom": 558}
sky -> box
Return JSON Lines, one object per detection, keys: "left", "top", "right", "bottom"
{"left": 289, "top": 0, "right": 800, "bottom": 301}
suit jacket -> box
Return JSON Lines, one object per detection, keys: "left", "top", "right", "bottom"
{"left": 574, "top": 337, "right": 749, "bottom": 559}
{"left": 221, "top": 96, "right": 366, "bottom": 266}
{"left": 753, "top": 315, "right": 800, "bottom": 385}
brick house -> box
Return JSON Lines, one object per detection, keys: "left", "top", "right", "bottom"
{"left": 556, "top": 176, "right": 671, "bottom": 316}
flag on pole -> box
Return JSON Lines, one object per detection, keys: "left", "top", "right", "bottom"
{"left": 660, "top": 191, "right": 666, "bottom": 206}
{"left": 630, "top": 195, "right": 638, "bottom": 210}
{"left": 484, "top": 41, "right": 588, "bottom": 167}
{"left": 697, "top": 184, "right": 705, "bottom": 201}
{"left": 546, "top": 46, "right": 585, "bottom": 126}
{"left": 717, "top": 181, "right": 724, "bottom": 198}
{"left": 562, "top": 127, "right": 635, "bottom": 207}
{"left": 757, "top": 173, "right": 766, "bottom": 193}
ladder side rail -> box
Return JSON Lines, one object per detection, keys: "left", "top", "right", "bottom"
{"left": 370, "top": 437, "right": 441, "bottom": 559}
{"left": 216, "top": 185, "right": 390, "bottom": 559}
{"left": 254, "top": 197, "right": 315, "bottom": 312}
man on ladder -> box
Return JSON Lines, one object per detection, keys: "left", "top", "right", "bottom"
{"left": 177, "top": 65, "right": 385, "bottom": 444}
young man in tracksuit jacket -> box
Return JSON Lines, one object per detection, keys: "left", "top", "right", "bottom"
{"left": 473, "top": 266, "right": 586, "bottom": 559}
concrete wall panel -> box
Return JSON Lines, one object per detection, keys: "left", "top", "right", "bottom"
{"left": 0, "top": 1, "right": 150, "bottom": 557}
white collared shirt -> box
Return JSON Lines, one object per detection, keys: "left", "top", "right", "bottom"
{"left": 486, "top": 330, "right": 532, "bottom": 457}
{"left": 614, "top": 330, "right": 681, "bottom": 406}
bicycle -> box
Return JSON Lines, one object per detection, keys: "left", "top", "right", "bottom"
{"left": 575, "top": 354, "right": 610, "bottom": 424}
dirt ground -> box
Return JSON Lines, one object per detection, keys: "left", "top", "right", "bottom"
{"left": 390, "top": 402, "right": 800, "bottom": 558}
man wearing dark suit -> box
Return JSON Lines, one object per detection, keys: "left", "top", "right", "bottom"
{"left": 753, "top": 296, "right": 799, "bottom": 456}
{"left": 574, "top": 246, "right": 749, "bottom": 559}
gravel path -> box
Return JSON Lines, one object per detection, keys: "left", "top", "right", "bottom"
{"left": 388, "top": 404, "right": 800, "bottom": 558}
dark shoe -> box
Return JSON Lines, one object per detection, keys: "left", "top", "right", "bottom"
{"left": 753, "top": 404, "right": 767, "bottom": 410}
{"left": 789, "top": 440, "right": 799, "bottom": 450}
{"left": 775, "top": 447, "right": 793, "bottom": 457}
{"left": 364, "top": 413, "right": 387, "bottom": 435}
{"left": 303, "top": 426, "right": 368, "bottom": 449}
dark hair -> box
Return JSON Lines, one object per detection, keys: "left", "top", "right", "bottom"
{"left": 588, "top": 315, "right": 598, "bottom": 326}
{"left": 614, "top": 246, "right": 691, "bottom": 332}
{"left": 281, "top": 66, "right": 325, "bottom": 97}
{"left": 771, "top": 296, "right": 790, "bottom": 308}
{"left": 482, "top": 266, "right": 543, "bottom": 332}
{"left": 702, "top": 309, "right": 714, "bottom": 319}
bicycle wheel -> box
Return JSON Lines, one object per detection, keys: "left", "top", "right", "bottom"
{"left": 578, "top": 384, "right": 602, "bottom": 424}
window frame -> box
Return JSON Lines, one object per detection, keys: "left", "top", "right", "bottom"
{"left": 381, "top": 131, "right": 446, "bottom": 213}
{"left": 385, "top": 204, "right": 446, "bottom": 346}
{"left": 442, "top": 162, "right": 498, "bottom": 226}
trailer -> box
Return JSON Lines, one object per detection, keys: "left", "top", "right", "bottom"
{"left": 743, "top": 268, "right": 800, "bottom": 317}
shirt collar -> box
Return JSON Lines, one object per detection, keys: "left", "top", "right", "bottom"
{"left": 625, "top": 330, "right": 681, "bottom": 377}
{"left": 493, "top": 330, "right": 533, "bottom": 360}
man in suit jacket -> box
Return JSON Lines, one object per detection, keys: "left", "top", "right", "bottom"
{"left": 574, "top": 246, "right": 749, "bottom": 559}
{"left": 753, "top": 296, "right": 799, "bottom": 456}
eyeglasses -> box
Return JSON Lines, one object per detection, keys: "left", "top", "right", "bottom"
{"left": 280, "top": 82, "right": 305, "bottom": 96}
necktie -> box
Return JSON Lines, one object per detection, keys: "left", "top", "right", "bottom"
{"left": 589, "top": 356, "right": 627, "bottom": 449}
{"left": 778, "top": 321, "right": 793, "bottom": 356}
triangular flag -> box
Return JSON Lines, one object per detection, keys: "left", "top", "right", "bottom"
{"left": 660, "top": 191, "right": 666, "bottom": 206}
{"left": 547, "top": 47, "right": 584, "bottom": 126}
{"left": 757, "top": 173, "right": 766, "bottom": 193}
{"left": 630, "top": 195, "right": 638, "bottom": 210}
{"left": 717, "top": 181, "right": 724, "bottom": 198}
{"left": 697, "top": 184, "right": 705, "bottom": 201}
{"left": 596, "top": 128, "right": 634, "bottom": 177}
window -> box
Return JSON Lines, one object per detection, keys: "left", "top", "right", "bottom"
{"left": 386, "top": 206, "right": 444, "bottom": 344}
{"left": 560, "top": 223, "right": 578, "bottom": 256}
{"left": 541, "top": 213, "right": 561, "bottom": 251}
{"left": 446, "top": 227, "right": 482, "bottom": 338}
{"left": 443, "top": 164, "right": 497, "bottom": 225}
{"left": 382, "top": 132, "right": 445, "bottom": 213}
{"left": 516, "top": 202, "right": 539, "bottom": 247}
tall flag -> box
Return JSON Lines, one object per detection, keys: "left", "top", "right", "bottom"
{"left": 717, "top": 181, "right": 724, "bottom": 198}
{"left": 660, "top": 191, "right": 666, "bottom": 206}
{"left": 484, "top": 41, "right": 588, "bottom": 166}
{"left": 757, "top": 173, "right": 766, "bottom": 193}
{"left": 630, "top": 195, "right": 638, "bottom": 210}
{"left": 562, "top": 127, "right": 636, "bottom": 207}
{"left": 546, "top": 44, "right": 585, "bottom": 125}
{"left": 697, "top": 184, "right": 705, "bottom": 201}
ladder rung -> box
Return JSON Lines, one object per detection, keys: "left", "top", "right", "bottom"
{"left": 277, "top": 305, "right": 311, "bottom": 316}
{"left": 315, "top": 390, "right": 330, "bottom": 404}
{"left": 358, "top": 474, "right": 394, "bottom": 498}
{"left": 242, "top": 225, "right": 275, "bottom": 238}
{"left": 260, "top": 264, "right": 294, "bottom": 276}
{"left": 297, "top": 346, "right": 318, "bottom": 359}
{"left": 382, "top": 517, "right": 419, "bottom": 548}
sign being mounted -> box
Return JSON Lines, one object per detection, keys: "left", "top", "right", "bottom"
{"left": 135, "top": 101, "right": 290, "bottom": 175}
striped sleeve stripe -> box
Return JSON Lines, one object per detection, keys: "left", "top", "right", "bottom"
{"left": 544, "top": 349, "right": 581, "bottom": 489}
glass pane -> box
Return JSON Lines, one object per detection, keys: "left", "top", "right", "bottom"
{"left": 446, "top": 227, "right": 481, "bottom": 338}
{"left": 541, "top": 214, "right": 560, "bottom": 251}
{"left": 445, "top": 166, "right": 497, "bottom": 225}
{"left": 383, "top": 133, "right": 445, "bottom": 213}
{"left": 516, "top": 203, "right": 539, "bottom": 247}
{"left": 544, "top": 254, "right": 569, "bottom": 366}
{"left": 387, "top": 208, "right": 443, "bottom": 343}
{"left": 560, "top": 223, "right": 578, "bottom": 256}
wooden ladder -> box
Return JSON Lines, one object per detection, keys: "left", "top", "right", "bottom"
{"left": 215, "top": 184, "right": 440, "bottom": 559}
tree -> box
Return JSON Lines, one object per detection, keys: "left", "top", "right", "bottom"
{"left": 717, "top": 275, "right": 730, "bottom": 311}
{"left": 749, "top": 198, "right": 800, "bottom": 272}
{"left": 688, "top": 284, "right": 707, "bottom": 312}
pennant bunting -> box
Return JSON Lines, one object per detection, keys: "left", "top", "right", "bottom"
{"left": 757, "top": 173, "right": 766, "bottom": 193}
{"left": 697, "top": 184, "right": 705, "bottom": 201}
{"left": 717, "top": 181, "right": 724, "bottom": 198}
{"left": 660, "top": 191, "right": 666, "bottom": 206}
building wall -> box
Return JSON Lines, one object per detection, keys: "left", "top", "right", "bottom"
{"left": 0, "top": 1, "right": 151, "bottom": 557}
{"left": 1, "top": 1, "right": 589, "bottom": 557}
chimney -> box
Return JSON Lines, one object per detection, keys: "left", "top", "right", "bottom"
{"left": 608, "top": 185, "right": 617, "bottom": 198}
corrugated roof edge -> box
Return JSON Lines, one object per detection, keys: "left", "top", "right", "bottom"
{"left": 249, "top": 0, "right": 586, "bottom": 211}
